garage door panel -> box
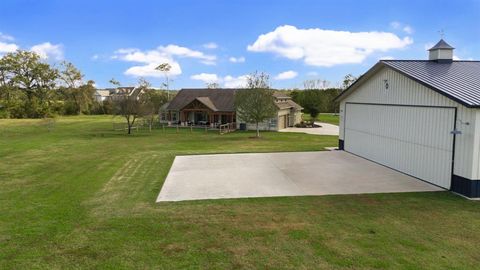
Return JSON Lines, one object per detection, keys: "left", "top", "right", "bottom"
{"left": 344, "top": 103, "right": 454, "bottom": 189}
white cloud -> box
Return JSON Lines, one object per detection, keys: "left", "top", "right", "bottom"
{"left": 229, "top": 56, "right": 245, "bottom": 63}
{"left": 403, "top": 26, "right": 413, "bottom": 34}
{"left": 91, "top": 54, "right": 99, "bottom": 60}
{"left": 274, "top": 70, "right": 298, "bottom": 80}
{"left": 307, "top": 71, "right": 319, "bottom": 77}
{"left": 160, "top": 44, "right": 216, "bottom": 65}
{"left": 190, "top": 73, "right": 250, "bottom": 88}
{"left": 124, "top": 62, "right": 181, "bottom": 78}
{"left": 390, "top": 21, "right": 414, "bottom": 34}
{"left": 114, "top": 44, "right": 216, "bottom": 77}
{"left": 0, "top": 41, "right": 18, "bottom": 53}
{"left": 203, "top": 42, "right": 218, "bottom": 49}
{"left": 247, "top": 25, "right": 413, "bottom": 67}
{"left": 30, "top": 42, "right": 63, "bottom": 60}
{"left": 390, "top": 21, "right": 401, "bottom": 29}
{"left": 114, "top": 48, "right": 182, "bottom": 77}
{"left": 0, "top": 32, "right": 14, "bottom": 41}
{"left": 223, "top": 75, "right": 248, "bottom": 88}
{"left": 0, "top": 32, "right": 18, "bottom": 53}
{"left": 379, "top": 55, "right": 395, "bottom": 60}
{"left": 190, "top": 73, "right": 219, "bottom": 83}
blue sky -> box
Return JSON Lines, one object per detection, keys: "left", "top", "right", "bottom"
{"left": 1, "top": 0, "right": 479, "bottom": 89}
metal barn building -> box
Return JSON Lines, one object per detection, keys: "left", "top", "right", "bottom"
{"left": 335, "top": 39, "right": 480, "bottom": 199}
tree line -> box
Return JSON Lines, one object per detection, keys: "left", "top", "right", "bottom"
{"left": 0, "top": 50, "right": 102, "bottom": 118}
{"left": 285, "top": 75, "right": 357, "bottom": 120}
{"left": 0, "top": 49, "right": 357, "bottom": 127}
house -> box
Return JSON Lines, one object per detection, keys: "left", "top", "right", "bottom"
{"left": 249, "top": 92, "right": 303, "bottom": 130}
{"left": 159, "top": 88, "right": 303, "bottom": 130}
{"left": 94, "top": 90, "right": 110, "bottom": 102}
{"left": 94, "top": 87, "right": 143, "bottom": 102}
{"left": 335, "top": 39, "right": 480, "bottom": 199}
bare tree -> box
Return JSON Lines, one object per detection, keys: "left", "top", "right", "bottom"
{"left": 155, "top": 63, "right": 172, "bottom": 100}
{"left": 206, "top": 82, "right": 220, "bottom": 89}
{"left": 235, "top": 71, "right": 277, "bottom": 138}
{"left": 136, "top": 77, "right": 158, "bottom": 132}
{"left": 110, "top": 78, "right": 149, "bottom": 134}
{"left": 342, "top": 74, "right": 357, "bottom": 89}
{"left": 303, "top": 79, "right": 330, "bottom": 90}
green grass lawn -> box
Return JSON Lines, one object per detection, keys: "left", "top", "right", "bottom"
{"left": 302, "top": 113, "right": 340, "bottom": 125}
{"left": 1, "top": 116, "right": 479, "bottom": 269}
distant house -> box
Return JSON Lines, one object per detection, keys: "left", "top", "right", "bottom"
{"left": 94, "top": 90, "right": 110, "bottom": 102}
{"left": 94, "top": 87, "right": 144, "bottom": 102}
{"left": 159, "top": 88, "right": 303, "bottom": 130}
{"left": 335, "top": 39, "right": 480, "bottom": 199}
{"left": 270, "top": 92, "right": 303, "bottom": 130}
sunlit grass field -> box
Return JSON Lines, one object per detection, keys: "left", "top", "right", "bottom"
{"left": 1, "top": 115, "right": 479, "bottom": 269}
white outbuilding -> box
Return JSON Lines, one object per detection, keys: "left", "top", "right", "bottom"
{"left": 335, "top": 39, "right": 480, "bottom": 199}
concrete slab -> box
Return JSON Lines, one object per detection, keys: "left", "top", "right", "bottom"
{"left": 157, "top": 151, "right": 444, "bottom": 202}
{"left": 279, "top": 122, "right": 339, "bottom": 136}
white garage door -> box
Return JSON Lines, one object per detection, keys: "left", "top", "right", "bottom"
{"left": 344, "top": 103, "right": 455, "bottom": 189}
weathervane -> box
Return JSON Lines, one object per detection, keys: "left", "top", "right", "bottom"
{"left": 438, "top": 29, "right": 445, "bottom": 39}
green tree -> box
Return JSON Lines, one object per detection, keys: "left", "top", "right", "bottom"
{"left": 0, "top": 50, "right": 59, "bottom": 117}
{"left": 235, "top": 72, "right": 277, "bottom": 138}
{"left": 136, "top": 77, "right": 168, "bottom": 132}
{"left": 58, "top": 61, "right": 95, "bottom": 114}
{"left": 302, "top": 89, "right": 323, "bottom": 123}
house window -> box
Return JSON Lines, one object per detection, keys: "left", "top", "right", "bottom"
{"left": 161, "top": 112, "right": 167, "bottom": 121}
{"left": 172, "top": 112, "right": 177, "bottom": 121}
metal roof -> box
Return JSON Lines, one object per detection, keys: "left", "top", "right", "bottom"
{"left": 336, "top": 60, "right": 480, "bottom": 108}
{"left": 382, "top": 60, "right": 480, "bottom": 107}
{"left": 428, "top": 39, "right": 454, "bottom": 50}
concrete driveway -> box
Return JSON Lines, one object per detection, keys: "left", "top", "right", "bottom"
{"left": 279, "top": 122, "right": 339, "bottom": 136}
{"left": 157, "top": 151, "right": 443, "bottom": 202}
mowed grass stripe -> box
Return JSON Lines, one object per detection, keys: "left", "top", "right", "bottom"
{"left": 1, "top": 116, "right": 479, "bottom": 269}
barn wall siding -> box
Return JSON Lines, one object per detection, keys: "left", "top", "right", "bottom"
{"left": 339, "top": 67, "right": 477, "bottom": 181}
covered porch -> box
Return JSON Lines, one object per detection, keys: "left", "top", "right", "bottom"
{"left": 180, "top": 110, "right": 235, "bottom": 127}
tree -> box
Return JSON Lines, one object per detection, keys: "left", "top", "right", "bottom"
{"left": 155, "top": 63, "right": 172, "bottom": 100}
{"left": 235, "top": 71, "right": 277, "bottom": 138}
{"left": 58, "top": 61, "right": 95, "bottom": 114}
{"left": 301, "top": 90, "right": 323, "bottom": 123}
{"left": 303, "top": 79, "right": 330, "bottom": 90}
{"left": 135, "top": 77, "right": 168, "bottom": 132}
{"left": 206, "top": 82, "right": 220, "bottom": 89}
{"left": 342, "top": 74, "right": 357, "bottom": 89}
{"left": 110, "top": 78, "right": 149, "bottom": 134}
{"left": 0, "top": 50, "right": 59, "bottom": 117}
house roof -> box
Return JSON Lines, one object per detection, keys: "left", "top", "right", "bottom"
{"left": 273, "top": 92, "right": 291, "bottom": 99}
{"left": 167, "top": 88, "right": 236, "bottom": 112}
{"left": 429, "top": 39, "right": 454, "bottom": 50}
{"left": 95, "top": 90, "right": 110, "bottom": 97}
{"left": 336, "top": 60, "right": 480, "bottom": 108}
{"left": 276, "top": 100, "right": 303, "bottom": 110}
{"left": 195, "top": 97, "right": 218, "bottom": 111}
{"left": 167, "top": 88, "right": 304, "bottom": 112}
